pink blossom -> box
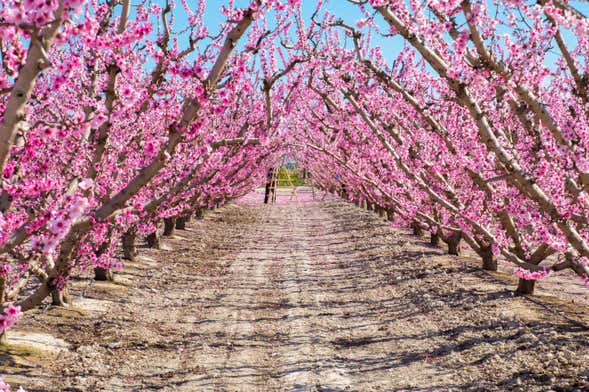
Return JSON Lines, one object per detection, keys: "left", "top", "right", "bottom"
{"left": 78, "top": 179, "right": 94, "bottom": 191}
{"left": 514, "top": 267, "right": 553, "bottom": 281}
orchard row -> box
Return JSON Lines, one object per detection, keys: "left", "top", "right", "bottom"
{"left": 1, "top": 0, "right": 588, "bottom": 340}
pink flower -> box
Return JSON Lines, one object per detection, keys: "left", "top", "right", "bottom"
{"left": 514, "top": 267, "right": 552, "bottom": 281}
{"left": 48, "top": 217, "right": 68, "bottom": 234}
{"left": 0, "top": 377, "right": 11, "bottom": 392}
{"left": 78, "top": 179, "right": 94, "bottom": 191}
{"left": 0, "top": 263, "right": 11, "bottom": 278}
{"left": 5, "top": 304, "right": 21, "bottom": 317}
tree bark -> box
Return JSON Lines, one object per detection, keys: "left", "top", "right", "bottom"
{"left": 480, "top": 245, "right": 498, "bottom": 271}
{"left": 516, "top": 278, "right": 536, "bottom": 295}
{"left": 163, "top": 217, "right": 176, "bottom": 236}
{"left": 412, "top": 221, "right": 423, "bottom": 236}
{"left": 378, "top": 207, "right": 388, "bottom": 220}
{"left": 146, "top": 230, "right": 160, "bottom": 249}
{"left": 264, "top": 168, "right": 274, "bottom": 204}
{"left": 387, "top": 209, "right": 395, "bottom": 221}
{"left": 51, "top": 287, "right": 71, "bottom": 307}
{"left": 122, "top": 228, "right": 137, "bottom": 261}
{"left": 176, "top": 216, "right": 187, "bottom": 230}
{"left": 430, "top": 232, "right": 440, "bottom": 246}
{"left": 447, "top": 233, "right": 462, "bottom": 255}
{"left": 0, "top": 276, "right": 5, "bottom": 304}
{"left": 0, "top": 277, "right": 7, "bottom": 343}
{"left": 94, "top": 267, "right": 114, "bottom": 282}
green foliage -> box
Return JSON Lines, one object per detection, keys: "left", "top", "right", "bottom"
{"left": 276, "top": 167, "right": 306, "bottom": 187}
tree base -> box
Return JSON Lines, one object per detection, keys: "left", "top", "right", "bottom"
{"left": 481, "top": 247, "right": 497, "bottom": 271}
{"left": 51, "top": 288, "right": 71, "bottom": 307}
{"left": 0, "top": 330, "right": 7, "bottom": 346}
{"left": 94, "top": 267, "right": 114, "bottom": 281}
{"left": 446, "top": 233, "right": 462, "bottom": 255}
{"left": 176, "top": 217, "right": 187, "bottom": 230}
{"left": 430, "top": 232, "right": 440, "bottom": 246}
{"left": 122, "top": 228, "right": 137, "bottom": 261}
{"left": 163, "top": 217, "right": 176, "bottom": 236}
{"left": 516, "top": 278, "right": 535, "bottom": 295}
{"left": 146, "top": 231, "right": 160, "bottom": 249}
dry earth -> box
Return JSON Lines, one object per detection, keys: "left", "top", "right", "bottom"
{"left": 2, "top": 198, "right": 589, "bottom": 391}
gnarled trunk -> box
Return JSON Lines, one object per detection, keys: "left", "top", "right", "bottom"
{"left": 411, "top": 221, "right": 423, "bottom": 236}
{"left": 176, "top": 216, "right": 187, "bottom": 230}
{"left": 0, "top": 276, "right": 6, "bottom": 344}
{"left": 163, "top": 217, "right": 176, "bottom": 236}
{"left": 51, "top": 287, "right": 71, "bottom": 307}
{"left": 378, "top": 207, "right": 388, "bottom": 220}
{"left": 122, "top": 228, "right": 137, "bottom": 261}
{"left": 430, "top": 232, "right": 440, "bottom": 246}
{"left": 146, "top": 230, "right": 160, "bottom": 249}
{"left": 264, "top": 168, "right": 274, "bottom": 204}
{"left": 480, "top": 245, "right": 497, "bottom": 271}
{"left": 516, "top": 278, "right": 535, "bottom": 295}
{"left": 386, "top": 209, "right": 395, "bottom": 221}
{"left": 447, "top": 233, "right": 462, "bottom": 255}
{"left": 94, "top": 267, "right": 114, "bottom": 282}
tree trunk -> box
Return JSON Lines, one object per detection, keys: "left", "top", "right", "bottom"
{"left": 146, "top": 230, "right": 160, "bottom": 249}
{"left": 51, "top": 287, "right": 71, "bottom": 307}
{"left": 480, "top": 245, "right": 498, "bottom": 271}
{"left": 0, "top": 277, "right": 7, "bottom": 344}
{"left": 194, "top": 208, "right": 203, "bottom": 219}
{"left": 122, "top": 228, "right": 137, "bottom": 261}
{"left": 516, "top": 278, "right": 535, "bottom": 295}
{"left": 360, "top": 200, "right": 367, "bottom": 209}
{"left": 94, "top": 267, "right": 114, "bottom": 281}
{"left": 264, "top": 168, "right": 274, "bottom": 204}
{"left": 430, "top": 232, "right": 440, "bottom": 246}
{"left": 447, "top": 233, "right": 462, "bottom": 255}
{"left": 412, "top": 221, "right": 423, "bottom": 236}
{"left": 379, "top": 207, "right": 387, "bottom": 220}
{"left": 176, "top": 216, "right": 187, "bottom": 230}
{"left": 0, "top": 276, "right": 5, "bottom": 304}
{"left": 163, "top": 217, "right": 176, "bottom": 236}
{"left": 387, "top": 209, "right": 395, "bottom": 221}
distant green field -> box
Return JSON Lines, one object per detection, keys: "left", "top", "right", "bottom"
{"left": 276, "top": 167, "right": 306, "bottom": 187}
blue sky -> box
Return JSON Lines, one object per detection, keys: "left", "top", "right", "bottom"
{"left": 143, "top": 0, "right": 405, "bottom": 66}
{"left": 142, "top": 0, "right": 588, "bottom": 71}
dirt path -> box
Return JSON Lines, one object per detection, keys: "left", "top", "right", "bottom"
{"left": 4, "top": 199, "right": 589, "bottom": 391}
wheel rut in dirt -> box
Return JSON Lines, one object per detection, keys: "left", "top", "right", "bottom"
{"left": 10, "top": 200, "right": 589, "bottom": 391}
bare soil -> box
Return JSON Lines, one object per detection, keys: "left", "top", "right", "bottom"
{"left": 2, "top": 199, "right": 589, "bottom": 391}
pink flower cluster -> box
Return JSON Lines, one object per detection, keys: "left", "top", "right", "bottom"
{"left": 0, "top": 263, "right": 11, "bottom": 278}
{"left": 0, "top": 304, "right": 22, "bottom": 333}
{"left": 0, "top": 378, "right": 26, "bottom": 392}
{"left": 0, "top": 379, "right": 10, "bottom": 392}
{"left": 41, "top": 196, "right": 89, "bottom": 254}
{"left": 513, "top": 267, "right": 553, "bottom": 281}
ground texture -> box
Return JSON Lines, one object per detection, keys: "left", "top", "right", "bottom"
{"left": 3, "top": 198, "right": 589, "bottom": 391}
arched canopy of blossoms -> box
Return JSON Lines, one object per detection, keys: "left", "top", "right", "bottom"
{"left": 1, "top": 0, "right": 588, "bottom": 333}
